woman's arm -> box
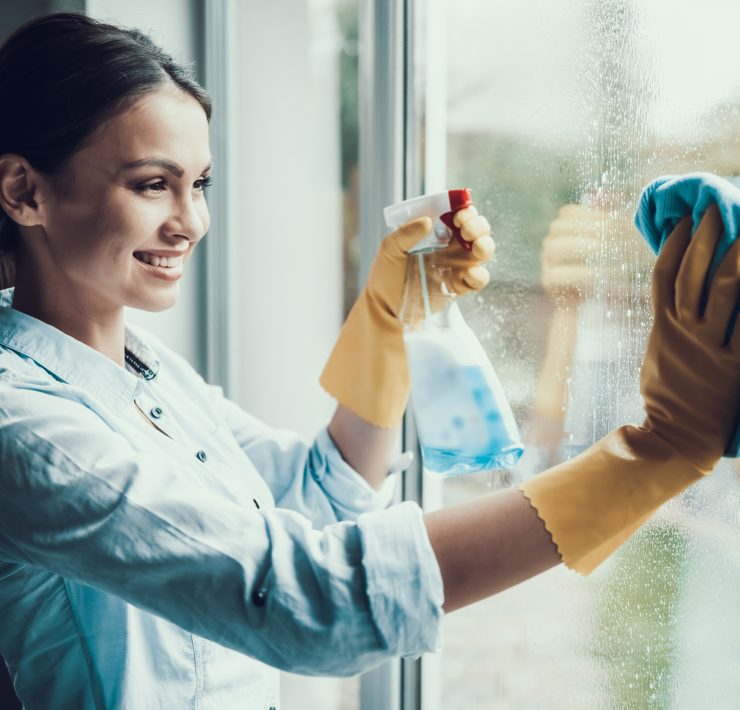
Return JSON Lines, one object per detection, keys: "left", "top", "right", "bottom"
{"left": 425, "top": 487, "right": 560, "bottom": 611}
{"left": 327, "top": 404, "right": 400, "bottom": 490}
{"left": 332, "top": 204, "right": 740, "bottom": 606}
{"left": 134, "top": 325, "right": 398, "bottom": 527}
{"left": 0, "top": 388, "right": 442, "bottom": 676}
{"left": 328, "top": 403, "right": 562, "bottom": 609}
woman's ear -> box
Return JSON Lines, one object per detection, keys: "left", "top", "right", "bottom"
{"left": 0, "top": 155, "right": 51, "bottom": 228}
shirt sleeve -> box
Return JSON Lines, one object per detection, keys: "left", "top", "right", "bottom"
{"left": 206, "top": 383, "right": 398, "bottom": 525}
{"left": 135, "top": 326, "right": 398, "bottom": 527}
{"left": 0, "top": 386, "right": 444, "bottom": 676}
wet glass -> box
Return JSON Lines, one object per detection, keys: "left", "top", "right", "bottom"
{"left": 435, "top": 0, "right": 740, "bottom": 707}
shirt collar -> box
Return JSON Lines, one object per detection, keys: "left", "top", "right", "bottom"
{"left": 0, "top": 287, "right": 160, "bottom": 411}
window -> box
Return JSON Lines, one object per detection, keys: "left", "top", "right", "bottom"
{"left": 206, "top": 0, "right": 740, "bottom": 707}
{"left": 427, "top": 1, "right": 740, "bottom": 707}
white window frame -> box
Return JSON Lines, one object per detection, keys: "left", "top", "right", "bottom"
{"left": 203, "top": 0, "right": 241, "bottom": 394}
{"left": 202, "top": 0, "right": 446, "bottom": 707}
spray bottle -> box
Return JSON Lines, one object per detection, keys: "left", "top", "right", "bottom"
{"left": 384, "top": 189, "right": 524, "bottom": 476}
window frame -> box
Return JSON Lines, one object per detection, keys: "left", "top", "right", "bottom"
{"left": 202, "top": 0, "right": 442, "bottom": 707}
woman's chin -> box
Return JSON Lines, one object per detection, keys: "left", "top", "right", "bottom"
{"left": 130, "top": 287, "right": 180, "bottom": 313}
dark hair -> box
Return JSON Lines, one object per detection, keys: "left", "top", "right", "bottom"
{"left": 0, "top": 12, "right": 212, "bottom": 288}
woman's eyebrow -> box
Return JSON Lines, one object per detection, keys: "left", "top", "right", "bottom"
{"left": 119, "top": 158, "right": 213, "bottom": 176}
{"left": 120, "top": 158, "right": 183, "bottom": 176}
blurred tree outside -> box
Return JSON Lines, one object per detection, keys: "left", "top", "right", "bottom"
{"left": 337, "top": 0, "right": 360, "bottom": 319}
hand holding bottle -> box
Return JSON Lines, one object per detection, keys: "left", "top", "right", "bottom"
{"left": 365, "top": 206, "right": 494, "bottom": 320}
{"left": 321, "top": 203, "right": 494, "bottom": 427}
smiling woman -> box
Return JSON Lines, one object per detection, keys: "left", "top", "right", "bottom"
{"left": 13, "top": 89, "right": 211, "bottom": 317}
{"left": 0, "top": 18, "right": 212, "bottom": 358}
{"left": 0, "top": 9, "right": 738, "bottom": 710}
{"left": 0, "top": 12, "right": 450, "bottom": 709}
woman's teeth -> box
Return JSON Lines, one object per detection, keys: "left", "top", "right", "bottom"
{"left": 134, "top": 252, "right": 183, "bottom": 268}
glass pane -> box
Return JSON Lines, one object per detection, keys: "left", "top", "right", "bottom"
{"left": 434, "top": 1, "right": 740, "bottom": 707}
{"left": 229, "top": 0, "right": 359, "bottom": 707}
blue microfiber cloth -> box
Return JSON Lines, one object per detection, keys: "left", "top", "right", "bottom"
{"left": 635, "top": 172, "right": 739, "bottom": 457}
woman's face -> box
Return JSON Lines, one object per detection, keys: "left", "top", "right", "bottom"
{"left": 37, "top": 84, "right": 211, "bottom": 314}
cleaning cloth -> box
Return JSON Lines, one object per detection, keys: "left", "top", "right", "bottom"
{"left": 635, "top": 172, "right": 740, "bottom": 457}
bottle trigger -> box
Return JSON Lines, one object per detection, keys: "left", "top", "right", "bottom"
{"left": 442, "top": 188, "right": 475, "bottom": 251}
{"left": 440, "top": 211, "right": 472, "bottom": 251}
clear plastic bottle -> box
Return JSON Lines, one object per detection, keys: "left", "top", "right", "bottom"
{"left": 386, "top": 191, "right": 525, "bottom": 476}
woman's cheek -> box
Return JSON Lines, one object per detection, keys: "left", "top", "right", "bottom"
{"left": 198, "top": 201, "right": 210, "bottom": 236}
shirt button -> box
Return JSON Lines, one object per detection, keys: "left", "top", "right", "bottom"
{"left": 252, "top": 587, "right": 268, "bottom": 607}
{"left": 150, "top": 406, "right": 163, "bottom": 419}
{"left": 196, "top": 450, "right": 208, "bottom": 463}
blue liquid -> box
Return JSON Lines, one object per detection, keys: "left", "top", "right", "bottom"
{"left": 410, "top": 361, "right": 524, "bottom": 477}
{"left": 421, "top": 444, "right": 524, "bottom": 477}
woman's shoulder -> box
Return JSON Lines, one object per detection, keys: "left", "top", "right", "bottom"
{"left": 0, "top": 343, "right": 60, "bottom": 389}
{"left": 0, "top": 350, "right": 109, "bottom": 466}
{"left": 0, "top": 346, "right": 85, "bottom": 424}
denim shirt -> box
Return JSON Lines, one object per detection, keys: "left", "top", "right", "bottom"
{"left": 0, "top": 289, "right": 444, "bottom": 710}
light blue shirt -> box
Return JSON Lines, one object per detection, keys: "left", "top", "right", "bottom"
{"left": 0, "top": 288, "right": 444, "bottom": 710}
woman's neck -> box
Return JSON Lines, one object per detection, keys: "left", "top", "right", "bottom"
{"left": 12, "top": 259, "right": 127, "bottom": 368}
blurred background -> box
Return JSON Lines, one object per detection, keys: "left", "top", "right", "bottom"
{"left": 2, "top": 1, "right": 740, "bottom": 709}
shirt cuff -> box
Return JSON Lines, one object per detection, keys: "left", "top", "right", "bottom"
{"left": 313, "top": 426, "right": 398, "bottom": 518}
{"left": 357, "top": 501, "right": 444, "bottom": 658}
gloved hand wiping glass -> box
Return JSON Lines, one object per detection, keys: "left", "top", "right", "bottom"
{"left": 519, "top": 204, "right": 740, "bottom": 574}
{"left": 636, "top": 172, "right": 740, "bottom": 455}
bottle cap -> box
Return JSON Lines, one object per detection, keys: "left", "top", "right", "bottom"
{"left": 383, "top": 189, "right": 475, "bottom": 252}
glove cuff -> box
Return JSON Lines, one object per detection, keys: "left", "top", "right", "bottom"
{"left": 320, "top": 290, "right": 409, "bottom": 428}
{"left": 519, "top": 425, "right": 705, "bottom": 574}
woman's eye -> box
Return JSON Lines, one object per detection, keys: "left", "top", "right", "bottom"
{"left": 134, "top": 176, "right": 212, "bottom": 194}
{"left": 195, "top": 175, "right": 214, "bottom": 191}
{"left": 136, "top": 181, "right": 167, "bottom": 193}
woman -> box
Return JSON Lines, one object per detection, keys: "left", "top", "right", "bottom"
{"left": 0, "top": 13, "right": 737, "bottom": 710}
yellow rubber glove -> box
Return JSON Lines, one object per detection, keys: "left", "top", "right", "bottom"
{"left": 320, "top": 206, "right": 495, "bottom": 427}
{"left": 521, "top": 204, "right": 740, "bottom": 574}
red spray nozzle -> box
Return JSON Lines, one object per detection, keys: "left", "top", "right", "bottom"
{"left": 440, "top": 188, "right": 474, "bottom": 251}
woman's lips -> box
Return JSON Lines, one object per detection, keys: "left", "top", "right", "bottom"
{"left": 133, "top": 252, "right": 184, "bottom": 282}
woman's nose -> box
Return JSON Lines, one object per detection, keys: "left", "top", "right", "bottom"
{"left": 165, "top": 195, "right": 208, "bottom": 243}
